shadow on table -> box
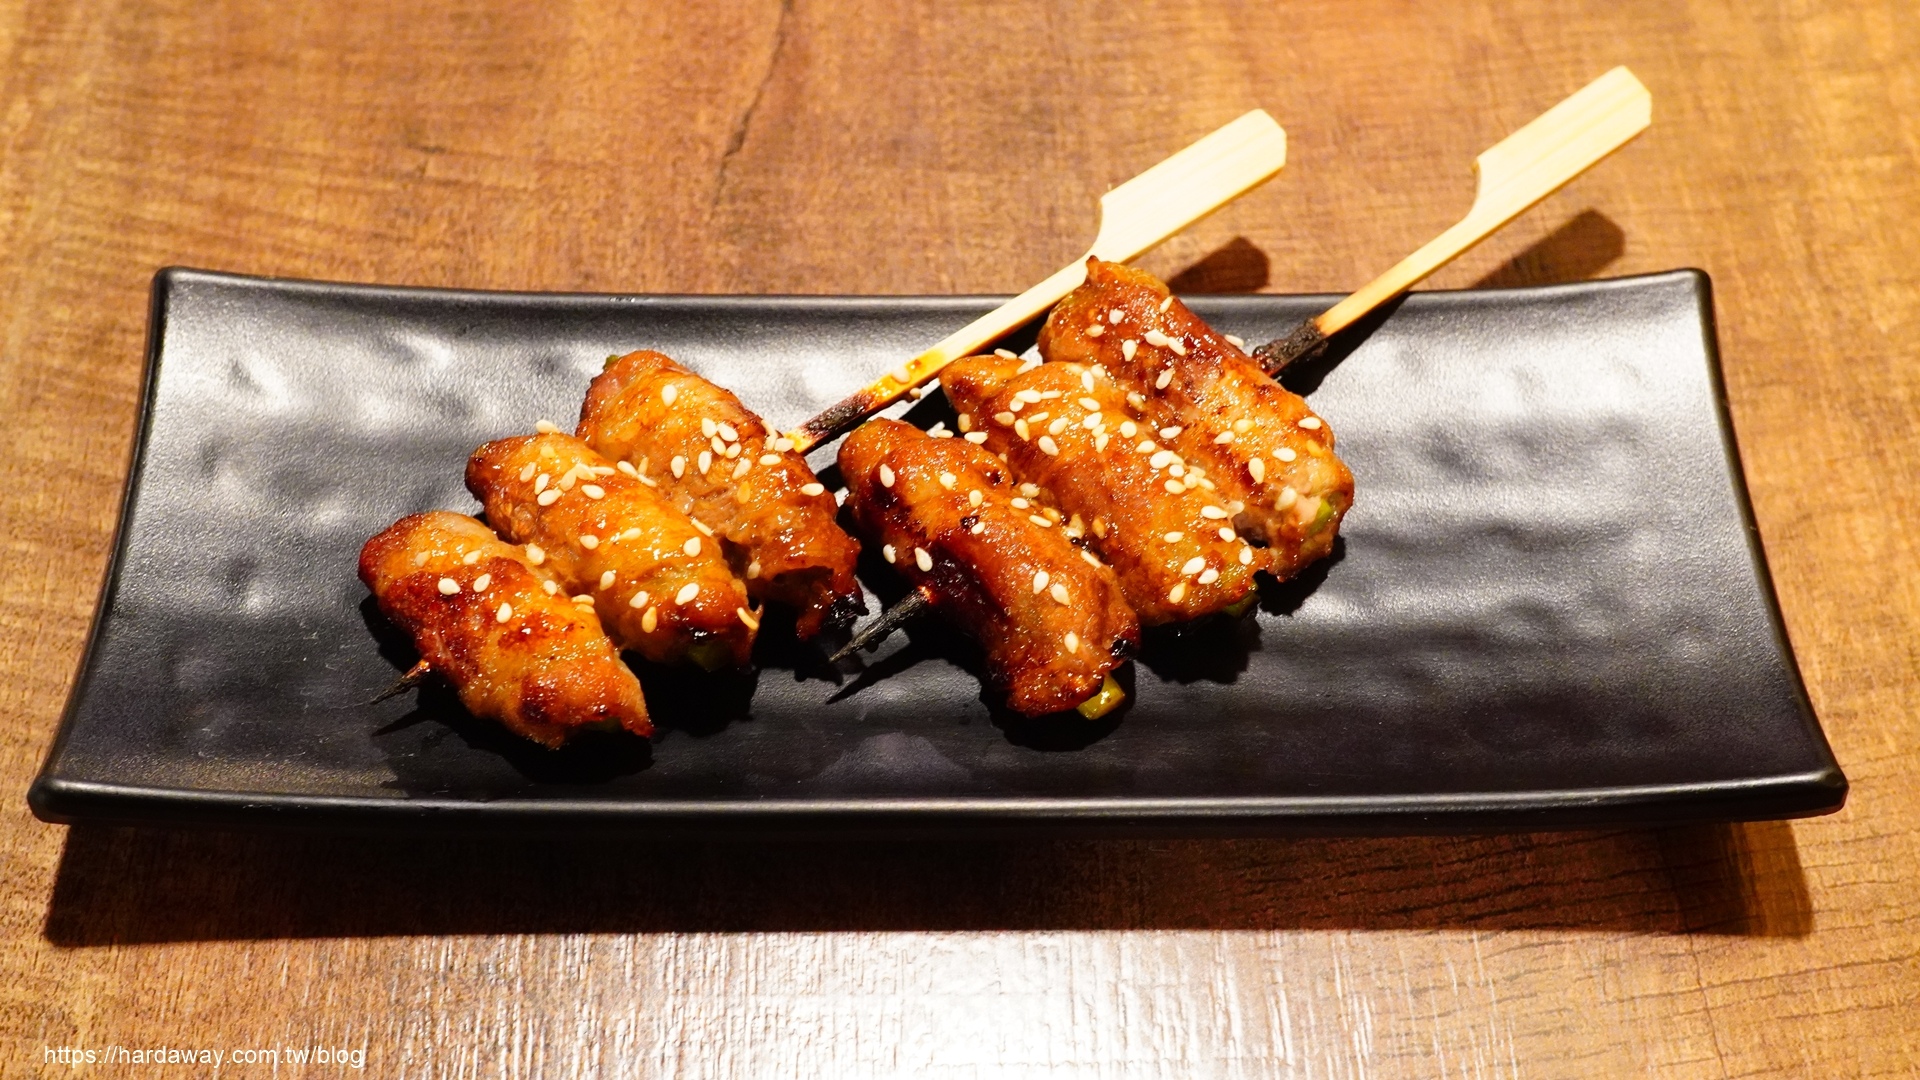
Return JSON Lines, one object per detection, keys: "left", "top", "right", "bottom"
{"left": 42, "top": 820, "right": 1812, "bottom": 944}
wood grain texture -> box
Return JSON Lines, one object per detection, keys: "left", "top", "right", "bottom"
{"left": 2, "top": 0, "right": 1917, "bottom": 1075}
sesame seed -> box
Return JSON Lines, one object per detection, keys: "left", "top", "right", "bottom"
{"left": 774, "top": 436, "right": 795, "bottom": 452}
{"left": 617, "top": 460, "right": 641, "bottom": 479}
{"left": 737, "top": 606, "right": 760, "bottom": 631}
{"left": 717, "top": 422, "right": 739, "bottom": 442}
{"left": 1225, "top": 333, "right": 1246, "bottom": 349}
{"left": 1214, "top": 431, "right": 1235, "bottom": 445}
{"left": 994, "top": 348, "right": 1020, "bottom": 360}
{"left": 747, "top": 561, "right": 761, "bottom": 578}
{"left": 914, "top": 547, "right": 933, "bottom": 572}
{"left": 473, "top": 572, "right": 492, "bottom": 592}
{"left": 1169, "top": 340, "right": 1188, "bottom": 356}
{"left": 882, "top": 544, "right": 896, "bottom": 564}
{"left": 1011, "top": 497, "right": 1030, "bottom": 510}
{"left": 700, "top": 418, "right": 717, "bottom": 439}
{"left": 1165, "top": 531, "right": 1184, "bottom": 542}
{"left": 1014, "top": 389, "right": 1042, "bottom": 404}
{"left": 1239, "top": 545, "right": 1254, "bottom": 565}
{"left": 1108, "top": 308, "right": 1124, "bottom": 324}
{"left": 1044, "top": 507, "right": 1062, "bottom": 523}
{"left": 1248, "top": 457, "right": 1266, "bottom": 483}
{"left": 496, "top": 602, "right": 513, "bottom": 623}
{"left": 678, "top": 537, "right": 698, "bottom": 557}
{"left": 670, "top": 456, "right": 686, "bottom": 478}
{"left": 573, "top": 594, "right": 594, "bottom": 605}
{"left": 969, "top": 489, "right": 983, "bottom": 507}
{"left": 732, "top": 458, "right": 752, "bottom": 479}
{"left": 690, "top": 518, "right": 713, "bottom": 537}
{"left": 1087, "top": 324, "right": 1105, "bottom": 337}
{"left": 1199, "top": 567, "right": 1221, "bottom": 585}
{"left": 535, "top": 419, "right": 560, "bottom": 434}
{"left": 1200, "top": 505, "right": 1228, "bottom": 520}
{"left": 1082, "top": 369, "right": 1096, "bottom": 391}
{"left": 1143, "top": 329, "right": 1171, "bottom": 348}
{"left": 1137, "top": 440, "right": 1157, "bottom": 453}
{"left": 878, "top": 464, "right": 895, "bottom": 488}
{"left": 1165, "top": 479, "right": 1185, "bottom": 494}
{"left": 537, "top": 488, "right": 562, "bottom": 506}
{"left": 662, "top": 384, "right": 679, "bottom": 406}
{"left": 1038, "top": 435, "right": 1060, "bottom": 456}
{"left": 1127, "top": 392, "right": 1146, "bottom": 410}
{"left": 1277, "top": 486, "right": 1300, "bottom": 509}
{"left": 597, "top": 569, "right": 616, "bottom": 590}
{"left": 1155, "top": 369, "right": 1174, "bottom": 390}
{"left": 437, "top": 577, "right": 460, "bottom": 595}
{"left": 1179, "top": 556, "right": 1205, "bottom": 577}
{"left": 938, "top": 472, "right": 956, "bottom": 490}
{"left": 1169, "top": 463, "right": 1185, "bottom": 477}
{"left": 1159, "top": 296, "right": 1174, "bottom": 312}
{"left": 628, "top": 589, "right": 649, "bottom": 609}
{"left": 542, "top": 579, "right": 559, "bottom": 595}
{"left": 641, "top": 606, "right": 658, "bottom": 632}
{"left": 708, "top": 436, "right": 724, "bottom": 456}
{"left": 1078, "top": 397, "right": 1101, "bottom": 412}
{"left": 957, "top": 413, "right": 972, "bottom": 432}
{"left": 518, "top": 462, "right": 537, "bottom": 482}
{"left": 928, "top": 421, "right": 950, "bottom": 437}
{"left": 1047, "top": 417, "right": 1068, "bottom": 436}
{"left": 581, "top": 484, "right": 605, "bottom": 499}
{"left": 580, "top": 535, "right": 599, "bottom": 550}
{"left": 964, "top": 431, "right": 988, "bottom": 444}
{"left": 725, "top": 443, "right": 741, "bottom": 459}
{"left": 1220, "top": 527, "right": 1237, "bottom": 541}
{"left": 1080, "top": 550, "right": 1103, "bottom": 568}
{"left": 1020, "top": 483, "right": 1040, "bottom": 497}
{"left": 1274, "top": 447, "right": 1297, "bottom": 463}
{"left": 994, "top": 411, "right": 1016, "bottom": 425}
{"left": 1018, "top": 358, "right": 1042, "bottom": 373}
{"left": 675, "top": 582, "right": 699, "bottom": 605}
{"left": 1082, "top": 413, "right": 1102, "bottom": 430}
{"left": 1008, "top": 399, "right": 1025, "bottom": 413}
{"left": 534, "top": 473, "right": 550, "bottom": 494}
{"left": 1300, "top": 416, "right": 1323, "bottom": 430}
{"left": 1063, "top": 631, "right": 1081, "bottom": 656}
{"left": 1122, "top": 340, "right": 1138, "bottom": 361}
{"left": 1168, "top": 581, "right": 1187, "bottom": 603}
{"left": 891, "top": 364, "right": 913, "bottom": 383}
{"left": 458, "top": 550, "right": 479, "bottom": 565}
{"left": 697, "top": 450, "right": 712, "bottom": 474}
{"left": 1094, "top": 432, "right": 1110, "bottom": 451}
{"left": 758, "top": 453, "right": 781, "bottom": 466}
{"left": 1029, "top": 514, "right": 1053, "bottom": 528}
{"left": 557, "top": 472, "right": 577, "bottom": 491}
{"left": 1118, "top": 420, "right": 1137, "bottom": 439}
{"left": 1050, "top": 582, "right": 1070, "bottom": 605}
{"left": 413, "top": 551, "right": 429, "bottom": 567}
{"left": 1014, "top": 418, "right": 1031, "bottom": 440}
{"left": 1150, "top": 449, "right": 1177, "bottom": 469}
{"left": 1092, "top": 518, "right": 1108, "bottom": 538}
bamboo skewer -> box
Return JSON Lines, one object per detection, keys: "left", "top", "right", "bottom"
{"left": 1254, "top": 66, "right": 1652, "bottom": 375}
{"left": 786, "top": 110, "right": 1289, "bottom": 453}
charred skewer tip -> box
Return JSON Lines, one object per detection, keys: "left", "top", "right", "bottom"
{"left": 368, "top": 658, "right": 433, "bottom": 704}
{"left": 1252, "top": 319, "right": 1329, "bottom": 376}
{"left": 828, "top": 588, "right": 935, "bottom": 664}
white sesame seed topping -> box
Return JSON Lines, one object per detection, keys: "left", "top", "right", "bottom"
{"left": 1038, "top": 435, "right": 1060, "bottom": 456}
{"left": 1116, "top": 421, "right": 1137, "bottom": 440}
{"left": 535, "top": 419, "right": 560, "bottom": 434}
{"left": 1143, "top": 329, "right": 1171, "bottom": 348}
{"left": 1150, "top": 449, "right": 1177, "bottom": 469}
{"left": 1200, "top": 505, "right": 1229, "bottom": 520}
{"left": 700, "top": 418, "right": 717, "bottom": 439}
{"left": 594, "top": 569, "right": 613, "bottom": 590}
{"left": 670, "top": 455, "right": 686, "bottom": 478}
{"left": 661, "top": 384, "right": 679, "bottom": 406}
{"left": 697, "top": 450, "right": 712, "bottom": 474}
{"left": 537, "top": 488, "right": 562, "bottom": 506}
{"left": 1225, "top": 333, "right": 1246, "bottom": 349}
{"left": 581, "top": 483, "right": 605, "bottom": 499}
{"left": 1247, "top": 457, "right": 1266, "bottom": 483}
{"left": 627, "top": 589, "right": 649, "bottom": 609}
{"left": 496, "top": 602, "right": 512, "bottom": 623}
{"left": 746, "top": 561, "right": 761, "bottom": 578}
{"left": 938, "top": 472, "right": 956, "bottom": 490}
{"left": 1159, "top": 296, "right": 1174, "bottom": 312}
{"left": 883, "top": 544, "right": 897, "bottom": 564}
{"left": 689, "top": 519, "right": 713, "bottom": 537}
{"left": 1121, "top": 340, "right": 1138, "bottom": 362}
{"left": 758, "top": 453, "right": 782, "bottom": 466}
{"left": 928, "top": 421, "right": 950, "bottom": 437}
{"left": 542, "top": 579, "right": 559, "bottom": 595}
{"left": 1214, "top": 431, "right": 1235, "bottom": 445}
{"left": 1299, "top": 416, "right": 1323, "bottom": 430}
{"left": 1050, "top": 582, "right": 1070, "bottom": 605}
{"left": 957, "top": 413, "right": 972, "bottom": 432}
{"left": 1078, "top": 397, "right": 1101, "bottom": 412}
{"left": 964, "top": 431, "right": 988, "bottom": 444}
{"left": 732, "top": 458, "right": 752, "bottom": 479}
{"left": 1011, "top": 497, "right": 1030, "bottom": 510}
{"left": 878, "top": 464, "right": 895, "bottom": 488}
{"left": 737, "top": 606, "right": 760, "bottom": 631}
{"left": 579, "top": 535, "right": 599, "bottom": 550}
{"left": 1199, "top": 567, "right": 1220, "bottom": 585}
{"left": 969, "top": 489, "right": 983, "bottom": 507}
{"left": 675, "top": 582, "right": 699, "bottom": 605}
{"left": 518, "top": 462, "right": 537, "bottom": 482}
{"left": 572, "top": 594, "right": 594, "bottom": 605}
{"left": 616, "top": 460, "right": 640, "bottom": 479}
{"left": 1169, "top": 463, "right": 1185, "bottom": 478}
{"left": 534, "top": 473, "right": 550, "bottom": 494}
{"left": 682, "top": 536, "right": 701, "bottom": 557}
{"left": 1094, "top": 432, "right": 1110, "bottom": 451}
{"left": 1165, "top": 479, "right": 1185, "bottom": 494}
{"left": 473, "top": 572, "right": 492, "bottom": 592}
{"left": 1277, "top": 485, "right": 1300, "bottom": 509}
{"left": 413, "top": 551, "right": 429, "bottom": 567}
{"left": 1168, "top": 340, "right": 1188, "bottom": 357}
{"left": 1080, "top": 550, "right": 1103, "bottom": 568}
{"left": 914, "top": 547, "right": 933, "bottom": 572}
{"left": 1137, "top": 440, "right": 1156, "bottom": 454}
{"left": 1086, "top": 324, "right": 1104, "bottom": 337}
{"left": 1181, "top": 556, "right": 1206, "bottom": 576}
{"left": 1047, "top": 417, "right": 1068, "bottom": 437}
{"left": 1168, "top": 581, "right": 1187, "bottom": 603}
{"left": 641, "top": 606, "right": 658, "bottom": 632}
{"left": 1165, "top": 531, "right": 1184, "bottom": 542}
{"left": 1220, "top": 527, "right": 1237, "bottom": 542}
{"left": 1108, "top": 308, "right": 1124, "bottom": 324}
{"left": 1014, "top": 418, "right": 1031, "bottom": 440}
{"left": 1155, "top": 368, "right": 1174, "bottom": 390}
{"left": 774, "top": 436, "right": 795, "bottom": 452}
{"left": 459, "top": 550, "right": 480, "bottom": 565}
{"left": 709, "top": 436, "right": 725, "bottom": 455}
{"left": 1020, "top": 483, "right": 1040, "bottom": 497}
{"left": 970, "top": 521, "right": 986, "bottom": 534}
{"left": 796, "top": 481, "right": 824, "bottom": 497}
{"left": 1029, "top": 514, "right": 1052, "bottom": 528}
{"left": 994, "top": 411, "right": 1016, "bottom": 426}
{"left": 717, "top": 422, "right": 738, "bottom": 443}
{"left": 891, "top": 364, "right": 913, "bottom": 384}
{"left": 1064, "top": 631, "right": 1080, "bottom": 654}
{"left": 437, "top": 577, "right": 460, "bottom": 595}
{"left": 1082, "top": 369, "right": 1096, "bottom": 391}
{"left": 994, "top": 348, "right": 1020, "bottom": 360}
{"left": 724, "top": 443, "right": 741, "bottom": 458}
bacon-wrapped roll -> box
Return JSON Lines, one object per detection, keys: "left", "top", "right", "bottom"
{"left": 839, "top": 418, "right": 1138, "bottom": 716}
{"left": 578, "top": 350, "right": 864, "bottom": 639}
{"left": 942, "top": 354, "right": 1268, "bottom": 624}
{"left": 358, "top": 511, "right": 651, "bottom": 746}
{"left": 466, "top": 433, "right": 756, "bottom": 671}
{"left": 1039, "top": 258, "right": 1354, "bottom": 579}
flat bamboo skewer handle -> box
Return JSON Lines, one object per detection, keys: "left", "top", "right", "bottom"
{"left": 1255, "top": 66, "right": 1652, "bottom": 374}
{"left": 788, "top": 110, "right": 1288, "bottom": 453}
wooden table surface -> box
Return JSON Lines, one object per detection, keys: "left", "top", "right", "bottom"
{"left": 4, "top": 0, "right": 1917, "bottom": 1075}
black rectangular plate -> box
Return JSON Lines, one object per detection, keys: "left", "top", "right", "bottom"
{"left": 29, "top": 268, "right": 1845, "bottom": 836}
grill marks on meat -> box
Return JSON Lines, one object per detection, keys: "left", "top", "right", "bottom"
{"left": 466, "top": 433, "right": 755, "bottom": 670}
{"left": 1040, "top": 258, "right": 1354, "bottom": 579}
{"left": 942, "top": 355, "right": 1267, "bottom": 624}
{"left": 839, "top": 419, "right": 1138, "bottom": 717}
{"left": 578, "top": 351, "right": 864, "bottom": 639}
{"left": 358, "top": 511, "right": 651, "bottom": 746}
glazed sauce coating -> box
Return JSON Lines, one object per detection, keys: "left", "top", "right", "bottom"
{"left": 579, "top": 350, "right": 864, "bottom": 638}
{"left": 359, "top": 511, "right": 651, "bottom": 746}
{"left": 942, "top": 355, "right": 1268, "bottom": 624}
{"left": 1039, "top": 258, "right": 1354, "bottom": 579}
{"left": 466, "top": 433, "right": 755, "bottom": 670}
{"left": 839, "top": 419, "right": 1138, "bottom": 717}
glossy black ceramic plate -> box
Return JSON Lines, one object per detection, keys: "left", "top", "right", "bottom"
{"left": 29, "top": 268, "right": 1844, "bottom": 836}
